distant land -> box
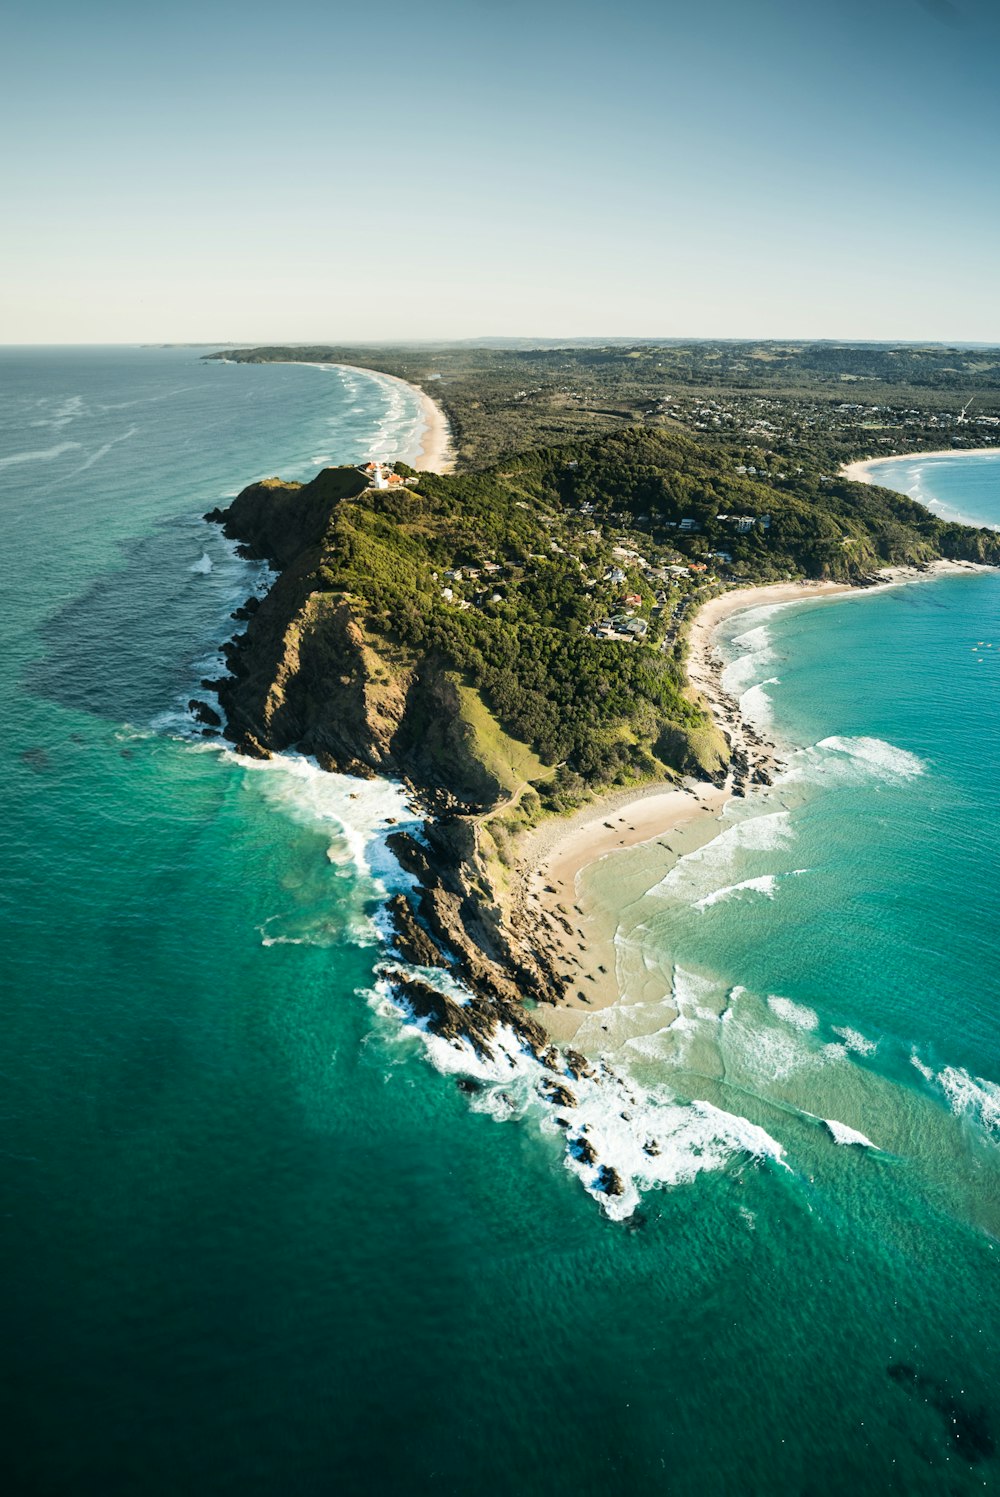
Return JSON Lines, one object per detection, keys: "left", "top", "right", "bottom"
{"left": 206, "top": 339, "right": 1000, "bottom": 471}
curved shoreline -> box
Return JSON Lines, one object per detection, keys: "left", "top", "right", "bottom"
{"left": 519, "top": 560, "right": 989, "bottom": 1038}
{"left": 327, "top": 362, "right": 456, "bottom": 474}
{"left": 842, "top": 446, "right": 1000, "bottom": 486}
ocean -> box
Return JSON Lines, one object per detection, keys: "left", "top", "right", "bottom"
{"left": 2, "top": 353, "right": 998, "bottom": 1495}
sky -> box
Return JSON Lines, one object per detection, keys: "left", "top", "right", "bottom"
{"left": 2, "top": 0, "right": 999, "bottom": 343}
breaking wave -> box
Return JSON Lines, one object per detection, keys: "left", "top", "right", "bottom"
{"left": 767, "top": 995, "right": 819, "bottom": 1031}
{"left": 832, "top": 1025, "right": 878, "bottom": 1056}
{"left": 652, "top": 810, "right": 794, "bottom": 906}
{"left": 695, "top": 874, "right": 778, "bottom": 909}
{"left": 783, "top": 735, "right": 926, "bottom": 788}
{"left": 938, "top": 1066, "right": 1000, "bottom": 1142}
{"left": 369, "top": 973, "right": 789, "bottom": 1221}
{"left": 824, "top": 1118, "right": 877, "bottom": 1148}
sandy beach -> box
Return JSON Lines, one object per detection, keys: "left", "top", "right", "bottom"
{"left": 333, "top": 362, "right": 455, "bottom": 474}
{"left": 842, "top": 446, "right": 1000, "bottom": 486}
{"left": 412, "top": 386, "right": 455, "bottom": 473}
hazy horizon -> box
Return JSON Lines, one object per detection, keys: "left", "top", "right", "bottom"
{"left": 3, "top": 0, "right": 999, "bottom": 344}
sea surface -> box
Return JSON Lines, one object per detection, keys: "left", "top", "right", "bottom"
{"left": 2, "top": 352, "right": 999, "bottom": 1495}
{"left": 864, "top": 448, "right": 1000, "bottom": 529}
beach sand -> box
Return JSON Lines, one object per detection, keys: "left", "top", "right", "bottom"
{"left": 413, "top": 387, "right": 455, "bottom": 473}
{"left": 842, "top": 446, "right": 1000, "bottom": 486}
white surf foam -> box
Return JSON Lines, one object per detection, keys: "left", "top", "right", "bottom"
{"left": 190, "top": 552, "right": 214, "bottom": 574}
{"left": 695, "top": 874, "right": 778, "bottom": 910}
{"left": 653, "top": 810, "right": 794, "bottom": 908}
{"left": 767, "top": 995, "right": 819, "bottom": 1030}
{"left": 783, "top": 735, "right": 926, "bottom": 789}
{"left": 910, "top": 1052, "right": 934, "bottom": 1082}
{"left": 739, "top": 679, "right": 780, "bottom": 728}
{"left": 722, "top": 622, "right": 778, "bottom": 696}
{"left": 367, "top": 962, "right": 789, "bottom": 1222}
{"left": 832, "top": 1025, "right": 878, "bottom": 1056}
{"left": 824, "top": 1118, "right": 877, "bottom": 1148}
{"left": 938, "top": 1065, "right": 1000, "bottom": 1141}
{"left": 233, "top": 752, "right": 422, "bottom": 896}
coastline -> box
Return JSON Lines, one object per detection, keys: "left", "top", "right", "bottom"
{"left": 511, "top": 560, "right": 988, "bottom": 1038}
{"left": 842, "top": 445, "right": 1000, "bottom": 486}
{"left": 332, "top": 362, "right": 456, "bottom": 474}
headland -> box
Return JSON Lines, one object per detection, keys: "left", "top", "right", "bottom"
{"left": 194, "top": 376, "right": 1000, "bottom": 1211}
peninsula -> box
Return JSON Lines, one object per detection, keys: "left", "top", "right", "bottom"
{"left": 199, "top": 406, "right": 1000, "bottom": 1208}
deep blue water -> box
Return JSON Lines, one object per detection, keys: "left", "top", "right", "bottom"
{"left": 2, "top": 356, "right": 999, "bottom": 1496}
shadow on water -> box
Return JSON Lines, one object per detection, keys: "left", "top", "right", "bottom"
{"left": 26, "top": 513, "right": 241, "bottom": 725}
{"left": 888, "top": 1362, "right": 996, "bottom": 1464}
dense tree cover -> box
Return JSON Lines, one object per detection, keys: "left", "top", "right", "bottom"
{"left": 250, "top": 424, "right": 998, "bottom": 796}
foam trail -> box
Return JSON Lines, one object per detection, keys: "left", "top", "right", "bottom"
{"left": 653, "top": 810, "right": 794, "bottom": 906}
{"left": 0, "top": 441, "right": 81, "bottom": 469}
{"left": 371, "top": 970, "right": 789, "bottom": 1221}
{"left": 695, "top": 874, "right": 778, "bottom": 910}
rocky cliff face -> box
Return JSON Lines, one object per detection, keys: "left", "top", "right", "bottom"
{"left": 205, "top": 467, "right": 571, "bottom": 1053}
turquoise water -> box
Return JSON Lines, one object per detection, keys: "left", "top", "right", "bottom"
{"left": 863, "top": 449, "right": 1000, "bottom": 529}
{"left": 2, "top": 360, "right": 999, "bottom": 1494}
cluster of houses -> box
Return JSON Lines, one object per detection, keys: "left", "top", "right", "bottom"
{"left": 435, "top": 560, "right": 504, "bottom": 609}
{"left": 426, "top": 496, "right": 752, "bottom": 649}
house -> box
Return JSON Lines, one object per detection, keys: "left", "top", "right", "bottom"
{"left": 732, "top": 516, "right": 755, "bottom": 533}
{"left": 688, "top": 562, "right": 707, "bottom": 573}
{"left": 441, "top": 587, "right": 454, "bottom": 601}
{"left": 679, "top": 518, "right": 699, "bottom": 532}
{"left": 623, "top": 592, "right": 643, "bottom": 608}
{"left": 605, "top": 567, "right": 627, "bottom": 585}
{"left": 622, "top": 618, "right": 649, "bottom": 639}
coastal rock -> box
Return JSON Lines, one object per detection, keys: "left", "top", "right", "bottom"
{"left": 388, "top": 971, "right": 500, "bottom": 1060}
{"left": 595, "top": 1165, "right": 625, "bottom": 1197}
{"left": 386, "top": 894, "right": 447, "bottom": 969}
{"left": 188, "top": 698, "right": 223, "bottom": 729}
{"left": 540, "top": 1079, "right": 577, "bottom": 1108}
{"left": 564, "top": 1048, "right": 596, "bottom": 1081}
